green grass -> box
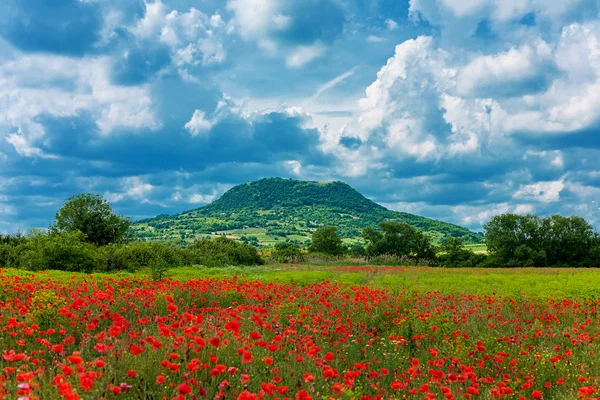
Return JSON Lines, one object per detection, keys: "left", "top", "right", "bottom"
{"left": 5, "top": 265, "right": 600, "bottom": 300}
{"left": 464, "top": 243, "right": 488, "bottom": 253}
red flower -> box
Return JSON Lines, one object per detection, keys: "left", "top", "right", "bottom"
{"left": 178, "top": 383, "right": 192, "bottom": 395}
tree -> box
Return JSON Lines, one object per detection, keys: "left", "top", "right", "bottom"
{"left": 484, "top": 214, "right": 543, "bottom": 266}
{"left": 51, "top": 193, "right": 131, "bottom": 246}
{"left": 309, "top": 226, "right": 345, "bottom": 255}
{"left": 272, "top": 242, "right": 303, "bottom": 263}
{"left": 484, "top": 213, "right": 595, "bottom": 267}
{"left": 436, "top": 238, "right": 488, "bottom": 268}
{"left": 541, "top": 215, "right": 594, "bottom": 265}
{"left": 362, "top": 221, "right": 435, "bottom": 260}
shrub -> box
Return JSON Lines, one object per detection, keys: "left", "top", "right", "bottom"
{"left": 435, "top": 238, "right": 489, "bottom": 268}
{"left": 98, "top": 242, "right": 182, "bottom": 272}
{"left": 348, "top": 243, "right": 366, "bottom": 257}
{"left": 182, "top": 237, "right": 263, "bottom": 267}
{"left": 271, "top": 243, "right": 304, "bottom": 263}
{"left": 309, "top": 227, "right": 345, "bottom": 255}
{"left": 17, "top": 231, "right": 102, "bottom": 273}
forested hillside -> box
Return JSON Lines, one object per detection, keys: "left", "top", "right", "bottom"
{"left": 133, "top": 178, "right": 484, "bottom": 246}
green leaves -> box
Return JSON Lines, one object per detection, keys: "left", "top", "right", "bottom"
{"left": 51, "top": 193, "right": 131, "bottom": 246}
{"left": 484, "top": 214, "right": 599, "bottom": 267}
{"left": 309, "top": 226, "right": 345, "bottom": 255}
{"left": 362, "top": 221, "right": 435, "bottom": 261}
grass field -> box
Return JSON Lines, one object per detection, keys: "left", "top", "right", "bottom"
{"left": 2, "top": 265, "right": 600, "bottom": 399}
{"left": 3, "top": 263, "right": 598, "bottom": 299}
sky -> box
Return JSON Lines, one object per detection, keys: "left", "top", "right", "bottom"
{"left": 1, "top": 0, "right": 600, "bottom": 233}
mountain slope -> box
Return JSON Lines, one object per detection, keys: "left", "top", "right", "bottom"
{"left": 133, "top": 178, "right": 484, "bottom": 245}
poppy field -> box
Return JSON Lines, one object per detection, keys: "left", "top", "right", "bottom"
{"left": 1, "top": 267, "right": 600, "bottom": 400}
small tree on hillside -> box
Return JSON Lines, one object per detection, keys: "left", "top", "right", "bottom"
{"left": 51, "top": 193, "right": 131, "bottom": 246}
{"left": 309, "top": 226, "right": 345, "bottom": 255}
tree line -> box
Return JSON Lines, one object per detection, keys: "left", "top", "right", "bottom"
{"left": 1, "top": 193, "right": 599, "bottom": 273}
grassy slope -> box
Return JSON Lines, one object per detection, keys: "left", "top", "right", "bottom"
{"left": 5, "top": 265, "right": 598, "bottom": 299}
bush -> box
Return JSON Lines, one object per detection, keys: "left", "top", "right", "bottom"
{"left": 348, "top": 243, "right": 366, "bottom": 257}
{"left": 309, "top": 227, "right": 345, "bottom": 255}
{"left": 0, "top": 243, "right": 18, "bottom": 268}
{"left": 17, "top": 231, "right": 102, "bottom": 273}
{"left": 435, "top": 238, "right": 488, "bottom": 268}
{"left": 98, "top": 242, "right": 182, "bottom": 272}
{"left": 271, "top": 243, "right": 304, "bottom": 263}
{"left": 182, "top": 237, "right": 263, "bottom": 267}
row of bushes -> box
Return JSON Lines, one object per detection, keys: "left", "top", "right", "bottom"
{"left": 0, "top": 232, "right": 264, "bottom": 274}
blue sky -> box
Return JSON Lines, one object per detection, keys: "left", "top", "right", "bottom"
{"left": 1, "top": 0, "right": 600, "bottom": 233}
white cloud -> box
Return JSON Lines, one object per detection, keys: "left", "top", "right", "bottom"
{"left": 122, "top": 176, "right": 154, "bottom": 201}
{"left": 385, "top": 19, "right": 399, "bottom": 31}
{"left": 311, "top": 66, "right": 359, "bottom": 99}
{"left": 184, "top": 110, "right": 215, "bottom": 135}
{"left": 453, "top": 202, "right": 534, "bottom": 227}
{"left": 514, "top": 204, "right": 535, "bottom": 214}
{"left": 513, "top": 179, "right": 565, "bottom": 203}
{"left": 329, "top": 18, "right": 600, "bottom": 179}
{"left": 5, "top": 132, "right": 57, "bottom": 159}
{"left": 285, "top": 160, "right": 302, "bottom": 175}
{"left": 0, "top": 54, "right": 158, "bottom": 151}
{"left": 456, "top": 42, "right": 554, "bottom": 97}
{"left": 226, "top": 0, "right": 281, "bottom": 39}
{"left": 286, "top": 43, "right": 327, "bottom": 68}
{"left": 367, "top": 35, "right": 385, "bottom": 43}
{"left": 188, "top": 193, "right": 217, "bottom": 203}
{"left": 409, "top": 0, "right": 595, "bottom": 37}
{"left": 131, "top": 1, "right": 229, "bottom": 67}
{"left": 524, "top": 150, "right": 564, "bottom": 168}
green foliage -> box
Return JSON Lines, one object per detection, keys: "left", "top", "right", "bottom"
{"left": 362, "top": 221, "right": 436, "bottom": 261}
{"left": 435, "top": 238, "right": 488, "bottom": 268}
{"left": 17, "top": 231, "right": 102, "bottom": 273}
{"left": 0, "top": 233, "right": 27, "bottom": 268}
{"left": 98, "top": 242, "right": 181, "bottom": 272}
{"left": 132, "top": 178, "right": 484, "bottom": 245}
{"left": 182, "top": 237, "right": 263, "bottom": 267}
{"left": 348, "top": 243, "right": 366, "bottom": 257}
{"left": 51, "top": 193, "right": 131, "bottom": 246}
{"left": 484, "top": 214, "right": 598, "bottom": 267}
{"left": 271, "top": 242, "right": 304, "bottom": 263}
{"left": 309, "top": 226, "right": 345, "bottom": 255}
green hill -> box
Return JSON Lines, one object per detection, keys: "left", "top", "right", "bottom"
{"left": 132, "top": 178, "right": 484, "bottom": 246}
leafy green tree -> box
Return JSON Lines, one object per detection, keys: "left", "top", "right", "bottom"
{"left": 541, "top": 215, "right": 595, "bottom": 265}
{"left": 362, "top": 221, "right": 435, "bottom": 260}
{"left": 272, "top": 242, "right": 303, "bottom": 263}
{"left": 309, "top": 226, "right": 345, "bottom": 255}
{"left": 51, "top": 193, "right": 131, "bottom": 246}
{"left": 484, "top": 214, "right": 541, "bottom": 266}
{"left": 485, "top": 213, "right": 596, "bottom": 267}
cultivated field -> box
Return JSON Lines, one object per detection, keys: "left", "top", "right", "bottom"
{"left": 1, "top": 266, "right": 600, "bottom": 399}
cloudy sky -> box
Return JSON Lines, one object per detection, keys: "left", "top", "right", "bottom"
{"left": 1, "top": 0, "right": 600, "bottom": 233}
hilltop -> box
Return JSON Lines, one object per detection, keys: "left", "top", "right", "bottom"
{"left": 133, "top": 178, "right": 484, "bottom": 246}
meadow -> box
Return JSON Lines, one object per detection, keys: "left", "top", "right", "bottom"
{"left": 2, "top": 265, "right": 600, "bottom": 399}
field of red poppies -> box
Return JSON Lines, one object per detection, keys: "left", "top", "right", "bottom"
{"left": 1, "top": 268, "right": 600, "bottom": 400}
